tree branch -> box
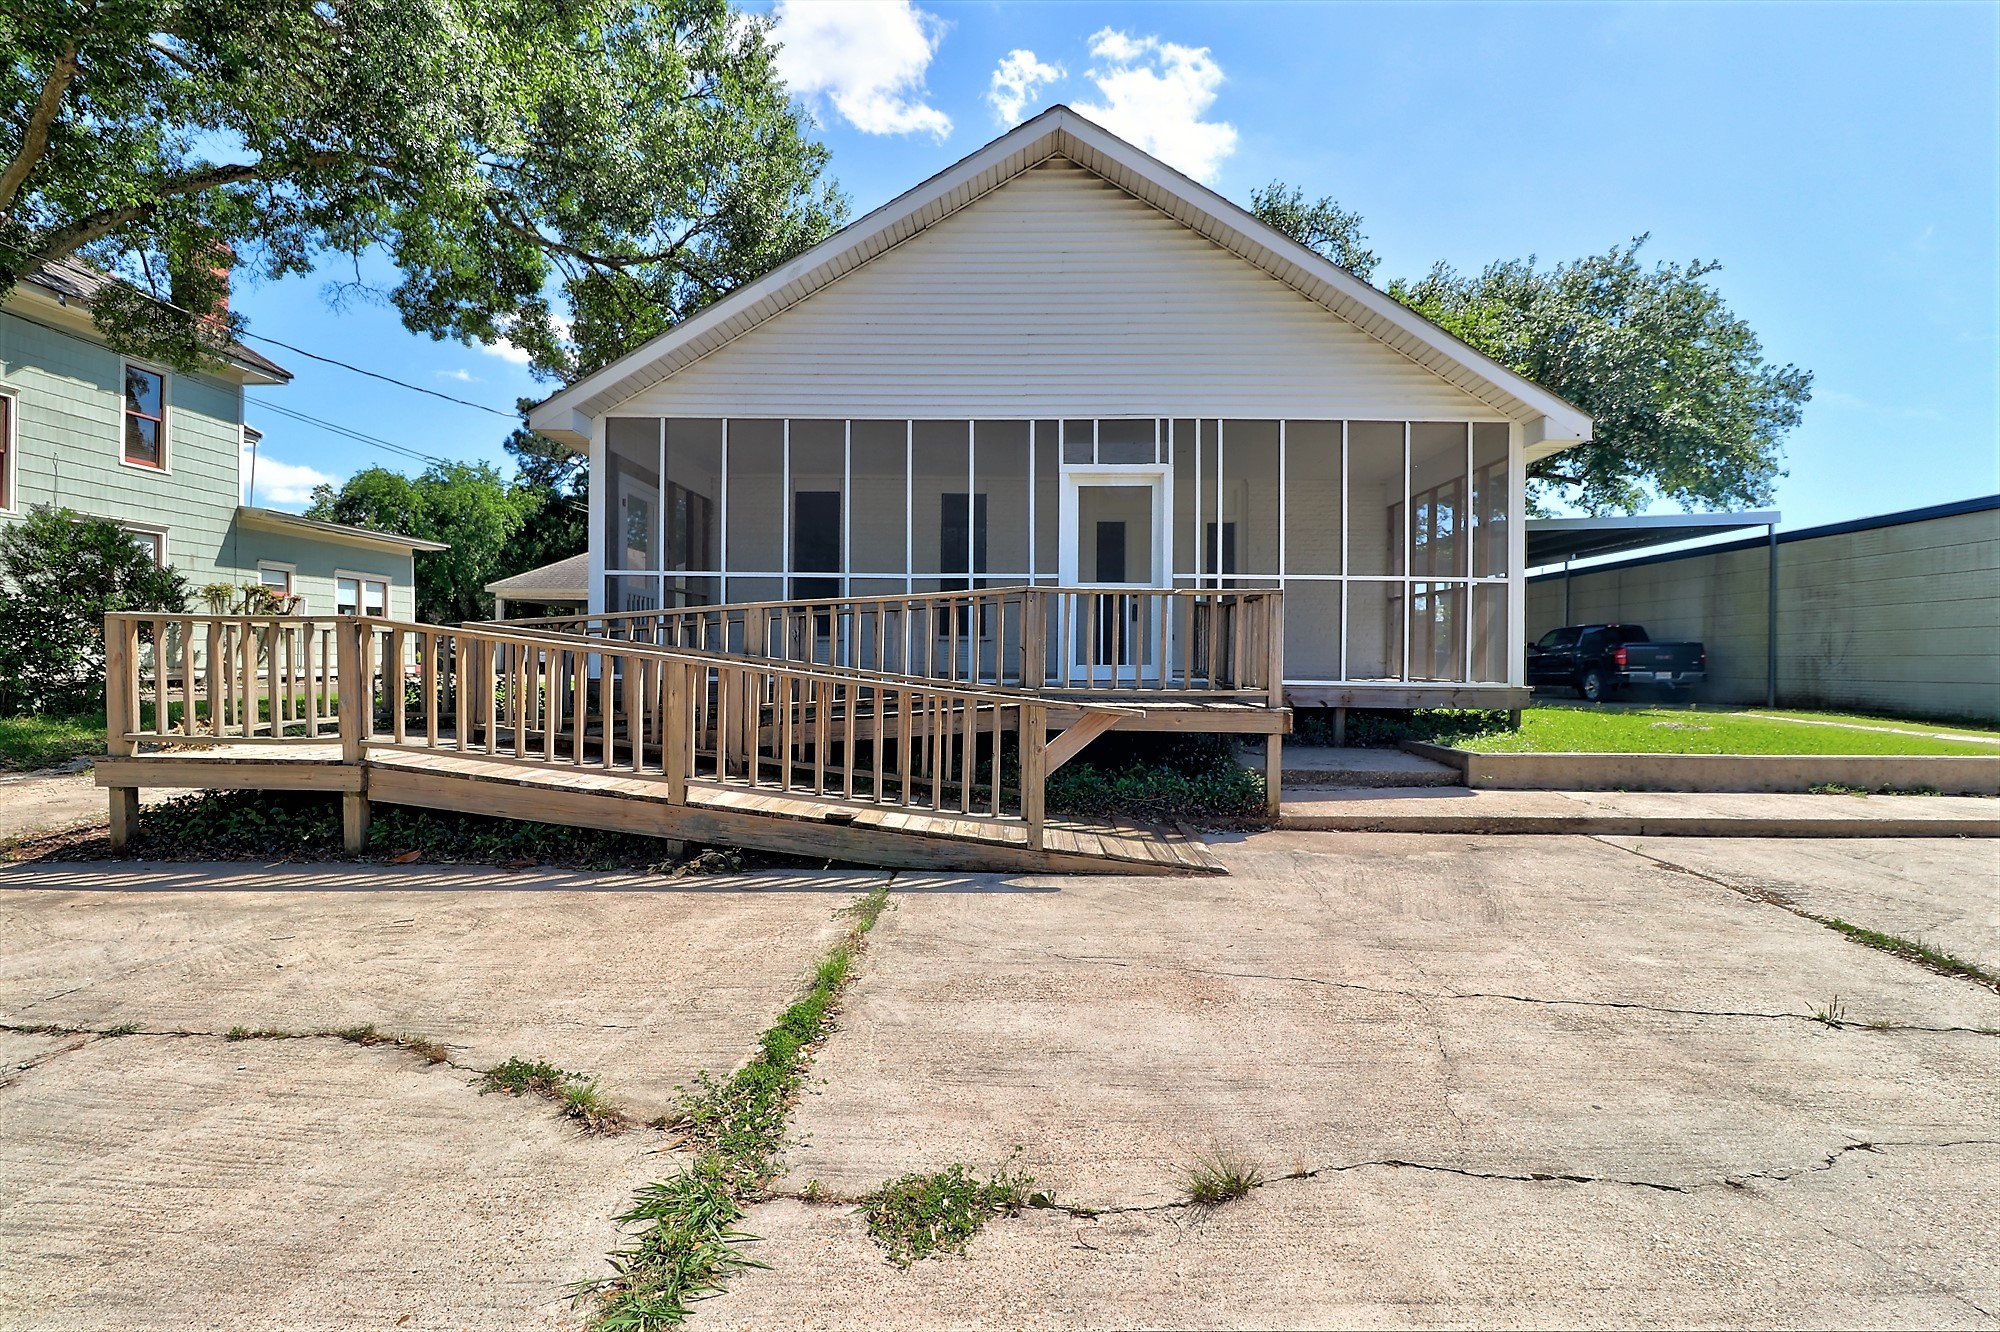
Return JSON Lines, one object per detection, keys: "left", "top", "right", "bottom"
{"left": 0, "top": 37, "right": 84, "bottom": 214}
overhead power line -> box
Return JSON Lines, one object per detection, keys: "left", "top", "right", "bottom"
{"left": 1, "top": 236, "right": 523, "bottom": 418}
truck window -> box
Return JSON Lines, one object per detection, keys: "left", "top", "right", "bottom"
{"left": 1536, "top": 627, "right": 1582, "bottom": 649}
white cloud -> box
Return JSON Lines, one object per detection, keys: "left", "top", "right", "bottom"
{"left": 242, "top": 441, "right": 339, "bottom": 509}
{"left": 436, "top": 367, "right": 479, "bottom": 383}
{"left": 771, "top": 0, "right": 952, "bottom": 140}
{"left": 988, "top": 48, "right": 1063, "bottom": 125}
{"left": 1073, "top": 27, "right": 1237, "bottom": 182}
{"left": 479, "top": 338, "right": 532, "bottom": 366}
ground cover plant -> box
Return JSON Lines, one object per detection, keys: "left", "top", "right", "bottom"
{"left": 0, "top": 712, "right": 105, "bottom": 772}
{"left": 1180, "top": 1151, "right": 1264, "bottom": 1207}
{"left": 1459, "top": 705, "right": 1999, "bottom": 756}
{"left": 1293, "top": 707, "right": 1516, "bottom": 749}
{"left": 63, "top": 789, "right": 783, "bottom": 872}
{"left": 480, "top": 1057, "right": 628, "bottom": 1133}
{"left": 1045, "top": 733, "right": 1266, "bottom": 825}
{"left": 860, "top": 1158, "right": 1040, "bottom": 1267}
{"left": 578, "top": 885, "right": 891, "bottom": 1329}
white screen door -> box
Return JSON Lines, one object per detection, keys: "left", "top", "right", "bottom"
{"left": 1059, "top": 471, "right": 1168, "bottom": 683}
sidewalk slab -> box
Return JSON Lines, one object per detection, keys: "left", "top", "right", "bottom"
{"left": 1243, "top": 744, "right": 1463, "bottom": 789}
{"left": 1279, "top": 787, "right": 2000, "bottom": 837}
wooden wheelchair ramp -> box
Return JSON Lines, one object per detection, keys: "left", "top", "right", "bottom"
{"left": 99, "top": 612, "right": 1228, "bottom": 875}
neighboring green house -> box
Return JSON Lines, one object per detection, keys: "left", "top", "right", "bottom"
{"left": 0, "top": 259, "right": 442, "bottom": 617}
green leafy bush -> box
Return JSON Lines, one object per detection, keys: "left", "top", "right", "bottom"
{"left": 1293, "top": 707, "right": 1516, "bottom": 749}
{"left": 0, "top": 506, "right": 189, "bottom": 715}
{"left": 1044, "top": 733, "right": 1266, "bottom": 824}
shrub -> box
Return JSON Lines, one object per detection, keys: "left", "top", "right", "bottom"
{"left": 1043, "top": 732, "right": 1266, "bottom": 824}
{"left": 0, "top": 506, "right": 189, "bottom": 715}
{"left": 1293, "top": 707, "right": 1516, "bottom": 749}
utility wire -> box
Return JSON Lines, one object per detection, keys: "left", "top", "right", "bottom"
{"left": 1, "top": 236, "right": 524, "bottom": 418}
{"left": 254, "top": 401, "right": 452, "bottom": 468}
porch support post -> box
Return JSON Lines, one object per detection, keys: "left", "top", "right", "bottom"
{"left": 1022, "top": 703, "right": 1047, "bottom": 851}
{"left": 338, "top": 619, "right": 371, "bottom": 853}
{"left": 107, "top": 787, "right": 140, "bottom": 850}
{"left": 1264, "top": 732, "right": 1282, "bottom": 817}
{"left": 1332, "top": 706, "right": 1347, "bottom": 748}
{"left": 342, "top": 784, "right": 371, "bottom": 854}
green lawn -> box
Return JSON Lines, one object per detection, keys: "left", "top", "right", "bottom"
{"left": 1461, "top": 705, "right": 2000, "bottom": 756}
{"left": 0, "top": 713, "right": 108, "bottom": 772}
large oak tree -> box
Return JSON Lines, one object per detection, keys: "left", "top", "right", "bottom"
{"left": 1, "top": 0, "right": 847, "bottom": 378}
{"left": 1253, "top": 185, "right": 1811, "bottom": 515}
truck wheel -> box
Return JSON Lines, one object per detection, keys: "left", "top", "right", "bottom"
{"left": 1578, "top": 669, "right": 1606, "bottom": 703}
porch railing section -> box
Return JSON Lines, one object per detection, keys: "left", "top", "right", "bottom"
{"left": 104, "top": 613, "right": 1136, "bottom": 849}
{"left": 501, "top": 585, "right": 1283, "bottom": 705}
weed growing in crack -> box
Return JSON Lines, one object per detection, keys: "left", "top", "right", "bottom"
{"left": 1807, "top": 916, "right": 2000, "bottom": 993}
{"left": 333, "top": 1023, "right": 385, "bottom": 1045}
{"left": 575, "top": 884, "right": 891, "bottom": 1330}
{"left": 1810, "top": 995, "right": 1848, "bottom": 1027}
{"left": 225, "top": 1026, "right": 295, "bottom": 1041}
{"left": 860, "top": 1154, "right": 1042, "bottom": 1267}
{"left": 100, "top": 1022, "right": 141, "bottom": 1037}
{"left": 479, "top": 1057, "right": 628, "bottom": 1133}
{"left": 1180, "top": 1152, "right": 1263, "bottom": 1206}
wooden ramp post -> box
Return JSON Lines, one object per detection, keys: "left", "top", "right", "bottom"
{"left": 339, "top": 619, "right": 370, "bottom": 853}
{"left": 104, "top": 616, "right": 140, "bottom": 850}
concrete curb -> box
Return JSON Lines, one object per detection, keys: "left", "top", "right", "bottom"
{"left": 1278, "top": 812, "right": 2000, "bottom": 837}
{"left": 1399, "top": 741, "right": 2000, "bottom": 796}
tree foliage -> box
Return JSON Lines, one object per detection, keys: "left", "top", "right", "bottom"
{"left": 1253, "top": 190, "right": 1811, "bottom": 514}
{"left": 497, "top": 426, "right": 588, "bottom": 587}
{"left": 1390, "top": 241, "right": 1811, "bottom": 514}
{"left": 1248, "top": 182, "right": 1379, "bottom": 280}
{"left": 0, "top": 505, "right": 189, "bottom": 715}
{"left": 0, "top": 0, "right": 847, "bottom": 378}
{"left": 306, "top": 462, "right": 529, "bottom": 623}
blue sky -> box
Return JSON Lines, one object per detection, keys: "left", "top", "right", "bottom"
{"left": 234, "top": 1, "right": 1998, "bottom": 533}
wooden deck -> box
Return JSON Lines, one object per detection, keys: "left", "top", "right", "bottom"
{"left": 95, "top": 743, "right": 1223, "bottom": 875}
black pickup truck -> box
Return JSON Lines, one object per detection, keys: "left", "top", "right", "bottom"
{"left": 1527, "top": 624, "right": 1708, "bottom": 702}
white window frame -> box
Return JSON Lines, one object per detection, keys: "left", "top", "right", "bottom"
{"left": 122, "top": 522, "right": 168, "bottom": 567}
{"left": 257, "top": 561, "right": 297, "bottom": 606}
{"left": 335, "top": 569, "right": 390, "bottom": 618}
{"left": 119, "top": 361, "right": 172, "bottom": 474}
{"left": 0, "top": 385, "right": 18, "bottom": 513}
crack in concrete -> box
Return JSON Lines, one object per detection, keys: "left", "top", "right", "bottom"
{"left": 1599, "top": 838, "right": 2000, "bottom": 1004}
{"left": 0, "top": 1020, "right": 649, "bottom": 1135}
{"left": 1033, "top": 949, "right": 1997, "bottom": 1036}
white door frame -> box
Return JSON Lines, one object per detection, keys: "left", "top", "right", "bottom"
{"left": 1056, "top": 465, "right": 1172, "bottom": 588}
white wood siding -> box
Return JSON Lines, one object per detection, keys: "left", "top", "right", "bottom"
{"left": 611, "top": 161, "right": 1498, "bottom": 422}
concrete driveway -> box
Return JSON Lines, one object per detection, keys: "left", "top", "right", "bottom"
{"left": 3, "top": 836, "right": 1997, "bottom": 1329}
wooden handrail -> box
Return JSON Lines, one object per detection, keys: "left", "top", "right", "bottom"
{"left": 102, "top": 610, "right": 1152, "bottom": 849}
{"left": 493, "top": 584, "right": 1284, "bottom": 699}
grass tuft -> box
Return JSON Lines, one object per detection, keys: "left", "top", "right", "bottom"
{"left": 860, "top": 1157, "right": 1040, "bottom": 1267}
{"left": 578, "top": 883, "right": 891, "bottom": 1330}
{"left": 480, "top": 1056, "right": 627, "bottom": 1132}
{"left": 1180, "top": 1151, "right": 1263, "bottom": 1207}
{"left": 100, "top": 1022, "right": 141, "bottom": 1037}
{"left": 1809, "top": 994, "right": 1849, "bottom": 1027}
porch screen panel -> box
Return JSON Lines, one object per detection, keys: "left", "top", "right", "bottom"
{"left": 911, "top": 421, "right": 968, "bottom": 578}
{"left": 976, "top": 421, "right": 1031, "bottom": 580}
{"left": 725, "top": 420, "right": 783, "bottom": 573}
{"left": 788, "top": 420, "right": 844, "bottom": 598}
{"left": 1033, "top": 421, "right": 1060, "bottom": 580}
{"left": 1345, "top": 580, "right": 1404, "bottom": 680}
{"left": 1408, "top": 581, "right": 1466, "bottom": 682}
{"left": 605, "top": 574, "right": 661, "bottom": 614}
{"left": 1198, "top": 420, "right": 1224, "bottom": 581}
{"left": 1097, "top": 418, "right": 1156, "bottom": 466}
{"left": 663, "top": 418, "right": 721, "bottom": 575}
{"left": 849, "top": 420, "right": 907, "bottom": 579}
{"left": 604, "top": 417, "right": 660, "bottom": 571}
{"left": 1470, "top": 423, "right": 1510, "bottom": 578}
{"left": 1409, "top": 423, "right": 1468, "bottom": 579}
{"left": 1283, "top": 580, "right": 1342, "bottom": 679}
{"left": 1171, "top": 419, "right": 1198, "bottom": 578}
{"left": 1472, "top": 584, "right": 1509, "bottom": 683}
{"left": 1346, "top": 421, "right": 1404, "bottom": 577}
{"left": 1222, "top": 420, "right": 1280, "bottom": 579}
{"left": 1284, "top": 420, "right": 1342, "bottom": 575}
